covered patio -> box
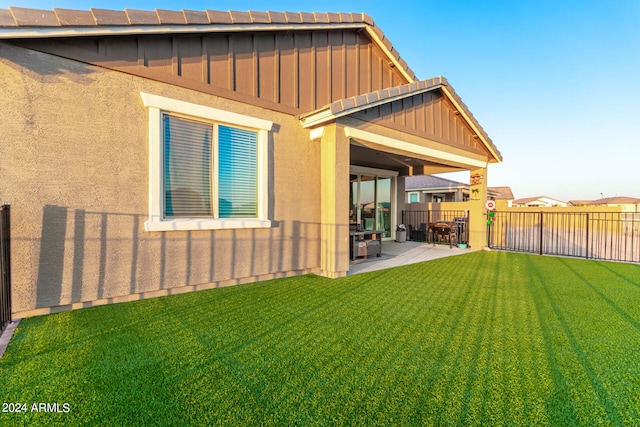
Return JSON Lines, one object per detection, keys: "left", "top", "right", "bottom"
{"left": 347, "top": 240, "right": 473, "bottom": 275}
{"left": 300, "top": 77, "right": 502, "bottom": 278}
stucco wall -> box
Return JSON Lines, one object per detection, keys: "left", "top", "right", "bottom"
{"left": 1, "top": 42, "right": 322, "bottom": 316}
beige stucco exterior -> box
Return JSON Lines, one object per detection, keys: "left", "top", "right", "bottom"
{"left": 2, "top": 42, "right": 324, "bottom": 317}
{"left": 1, "top": 13, "right": 502, "bottom": 317}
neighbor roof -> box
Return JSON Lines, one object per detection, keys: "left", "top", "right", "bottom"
{"left": 589, "top": 196, "right": 640, "bottom": 205}
{"left": 405, "top": 175, "right": 466, "bottom": 190}
{"left": 489, "top": 186, "right": 514, "bottom": 200}
{"left": 512, "top": 196, "right": 566, "bottom": 205}
{"left": 0, "top": 6, "right": 416, "bottom": 81}
{"left": 406, "top": 175, "right": 510, "bottom": 199}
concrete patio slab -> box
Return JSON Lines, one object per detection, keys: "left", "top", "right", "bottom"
{"left": 348, "top": 241, "right": 474, "bottom": 275}
{"left": 0, "top": 319, "right": 21, "bottom": 360}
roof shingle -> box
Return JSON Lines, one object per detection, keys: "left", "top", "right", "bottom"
{"left": 54, "top": 8, "right": 95, "bottom": 26}
{"left": 10, "top": 7, "right": 59, "bottom": 26}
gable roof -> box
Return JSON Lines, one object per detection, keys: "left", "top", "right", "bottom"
{"left": 405, "top": 174, "right": 466, "bottom": 190}
{"left": 512, "top": 196, "right": 566, "bottom": 205}
{"left": 299, "top": 77, "right": 502, "bottom": 162}
{"left": 406, "top": 176, "right": 511, "bottom": 199}
{"left": 589, "top": 196, "right": 640, "bottom": 205}
{"left": 0, "top": 6, "right": 416, "bottom": 82}
{"left": 489, "top": 186, "right": 514, "bottom": 200}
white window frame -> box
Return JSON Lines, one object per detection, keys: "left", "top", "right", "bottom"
{"left": 408, "top": 192, "right": 420, "bottom": 203}
{"left": 140, "top": 92, "right": 273, "bottom": 231}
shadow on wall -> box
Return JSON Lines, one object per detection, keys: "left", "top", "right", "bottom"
{"left": 34, "top": 204, "right": 320, "bottom": 310}
{"left": 1, "top": 41, "right": 97, "bottom": 84}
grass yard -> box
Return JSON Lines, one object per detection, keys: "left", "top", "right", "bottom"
{"left": 1, "top": 251, "right": 640, "bottom": 426}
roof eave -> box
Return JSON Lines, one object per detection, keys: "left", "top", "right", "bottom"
{"left": 299, "top": 84, "right": 445, "bottom": 129}
{"left": 363, "top": 25, "right": 415, "bottom": 83}
{"left": 0, "top": 22, "right": 367, "bottom": 39}
{"left": 439, "top": 86, "right": 502, "bottom": 164}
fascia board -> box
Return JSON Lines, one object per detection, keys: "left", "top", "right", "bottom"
{"left": 300, "top": 85, "right": 443, "bottom": 129}
{"left": 440, "top": 86, "right": 502, "bottom": 163}
{"left": 0, "top": 22, "right": 366, "bottom": 39}
{"left": 363, "top": 26, "right": 415, "bottom": 83}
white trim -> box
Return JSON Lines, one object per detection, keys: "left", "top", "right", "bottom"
{"left": 309, "top": 126, "right": 325, "bottom": 141}
{"left": 407, "top": 192, "right": 420, "bottom": 203}
{"left": 0, "top": 23, "right": 367, "bottom": 39}
{"left": 145, "top": 218, "right": 272, "bottom": 232}
{"left": 140, "top": 92, "right": 273, "bottom": 130}
{"left": 141, "top": 93, "right": 272, "bottom": 231}
{"left": 344, "top": 127, "right": 488, "bottom": 169}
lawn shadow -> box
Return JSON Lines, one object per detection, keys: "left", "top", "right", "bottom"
{"left": 527, "top": 257, "right": 622, "bottom": 425}
{"left": 558, "top": 259, "right": 640, "bottom": 332}
{"left": 594, "top": 262, "right": 640, "bottom": 290}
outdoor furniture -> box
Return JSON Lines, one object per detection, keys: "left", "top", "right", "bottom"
{"left": 407, "top": 223, "right": 428, "bottom": 241}
{"left": 429, "top": 222, "right": 458, "bottom": 248}
{"left": 350, "top": 230, "right": 383, "bottom": 261}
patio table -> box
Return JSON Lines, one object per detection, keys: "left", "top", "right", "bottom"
{"left": 428, "top": 222, "right": 457, "bottom": 247}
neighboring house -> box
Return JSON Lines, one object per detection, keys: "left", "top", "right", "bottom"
{"left": 1, "top": 7, "right": 502, "bottom": 317}
{"left": 586, "top": 197, "right": 640, "bottom": 213}
{"left": 489, "top": 186, "right": 515, "bottom": 207}
{"left": 405, "top": 175, "right": 513, "bottom": 204}
{"left": 567, "top": 200, "right": 593, "bottom": 207}
{"left": 512, "top": 196, "right": 567, "bottom": 207}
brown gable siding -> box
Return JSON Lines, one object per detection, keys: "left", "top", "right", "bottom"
{"left": 352, "top": 89, "right": 489, "bottom": 157}
{"left": 12, "top": 29, "right": 408, "bottom": 114}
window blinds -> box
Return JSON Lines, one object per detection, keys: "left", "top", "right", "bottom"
{"left": 163, "top": 116, "right": 258, "bottom": 219}
{"left": 163, "top": 115, "right": 212, "bottom": 217}
{"left": 218, "top": 125, "right": 258, "bottom": 218}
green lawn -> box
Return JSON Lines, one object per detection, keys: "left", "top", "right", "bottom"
{"left": 1, "top": 251, "right": 640, "bottom": 426}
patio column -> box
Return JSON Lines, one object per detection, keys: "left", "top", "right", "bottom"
{"left": 468, "top": 167, "right": 488, "bottom": 249}
{"left": 319, "top": 123, "right": 350, "bottom": 278}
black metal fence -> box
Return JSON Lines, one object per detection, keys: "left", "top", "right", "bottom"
{"left": 1, "top": 204, "right": 11, "bottom": 333}
{"left": 489, "top": 211, "right": 640, "bottom": 263}
{"left": 401, "top": 210, "right": 469, "bottom": 245}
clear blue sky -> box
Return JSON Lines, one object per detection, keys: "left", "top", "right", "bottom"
{"left": 4, "top": 0, "right": 639, "bottom": 201}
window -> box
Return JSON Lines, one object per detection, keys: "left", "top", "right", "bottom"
{"left": 408, "top": 192, "right": 419, "bottom": 203}
{"left": 141, "top": 93, "right": 273, "bottom": 231}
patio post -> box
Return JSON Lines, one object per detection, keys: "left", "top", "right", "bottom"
{"left": 319, "top": 123, "right": 350, "bottom": 278}
{"left": 467, "top": 167, "right": 488, "bottom": 249}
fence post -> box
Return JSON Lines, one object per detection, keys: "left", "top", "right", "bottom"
{"left": 585, "top": 213, "right": 589, "bottom": 259}
{"left": 0, "top": 203, "right": 11, "bottom": 330}
{"left": 539, "top": 211, "right": 544, "bottom": 256}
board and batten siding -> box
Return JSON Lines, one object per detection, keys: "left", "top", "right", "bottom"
{"left": 15, "top": 30, "right": 408, "bottom": 114}
{"left": 352, "top": 90, "right": 489, "bottom": 157}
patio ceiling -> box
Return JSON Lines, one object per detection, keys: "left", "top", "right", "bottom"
{"left": 350, "top": 142, "right": 466, "bottom": 175}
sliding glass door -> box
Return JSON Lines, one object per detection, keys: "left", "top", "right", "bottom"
{"left": 349, "top": 168, "right": 396, "bottom": 238}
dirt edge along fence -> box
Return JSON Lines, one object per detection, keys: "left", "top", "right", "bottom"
{"left": 489, "top": 211, "right": 640, "bottom": 263}
{"left": 1, "top": 203, "right": 11, "bottom": 333}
